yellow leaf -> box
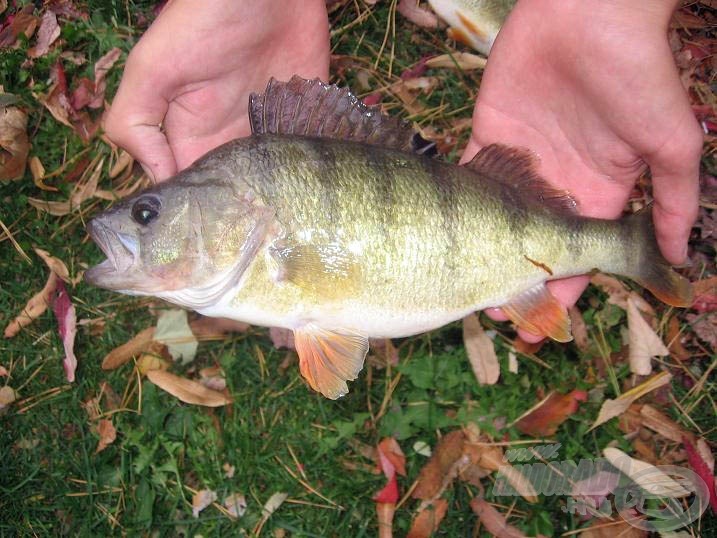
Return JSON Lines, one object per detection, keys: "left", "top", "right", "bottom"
{"left": 590, "top": 372, "right": 672, "bottom": 431}
{"left": 34, "top": 247, "right": 70, "bottom": 282}
{"left": 425, "top": 52, "right": 487, "bottom": 70}
{"left": 627, "top": 296, "right": 669, "bottom": 375}
{"left": 146, "top": 369, "right": 232, "bottom": 407}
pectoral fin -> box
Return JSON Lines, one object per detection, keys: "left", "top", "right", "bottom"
{"left": 502, "top": 283, "right": 572, "bottom": 342}
{"left": 294, "top": 325, "right": 369, "bottom": 399}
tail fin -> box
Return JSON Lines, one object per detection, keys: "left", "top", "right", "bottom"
{"left": 624, "top": 207, "right": 693, "bottom": 307}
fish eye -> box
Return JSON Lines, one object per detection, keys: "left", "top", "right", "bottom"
{"left": 131, "top": 196, "right": 161, "bottom": 226}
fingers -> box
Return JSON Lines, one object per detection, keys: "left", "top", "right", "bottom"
{"left": 648, "top": 114, "right": 702, "bottom": 265}
{"left": 103, "top": 48, "right": 177, "bottom": 182}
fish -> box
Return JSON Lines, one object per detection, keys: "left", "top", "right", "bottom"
{"left": 427, "top": 0, "right": 515, "bottom": 55}
{"left": 85, "top": 76, "right": 692, "bottom": 399}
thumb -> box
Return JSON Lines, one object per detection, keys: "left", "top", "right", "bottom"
{"left": 103, "top": 58, "right": 177, "bottom": 182}
{"left": 647, "top": 114, "right": 702, "bottom": 265}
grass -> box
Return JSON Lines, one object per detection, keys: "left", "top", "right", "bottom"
{"left": 1, "top": 0, "right": 716, "bottom": 536}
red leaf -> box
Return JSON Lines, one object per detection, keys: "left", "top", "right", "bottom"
{"left": 373, "top": 437, "right": 405, "bottom": 503}
{"left": 683, "top": 435, "right": 717, "bottom": 513}
{"left": 70, "top": 77, "right": 95, "bottom": 111}
{"left": 374, "top": 472, "right": 399, "bottom": 503}
{"left": 515, "top": 390, "right": 587, "bottom": 437}
{"left": 51, "top": 280, "right": 77, "bottom": 382}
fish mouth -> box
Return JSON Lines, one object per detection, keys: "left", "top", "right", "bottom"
{"left": 84, "top": 219, "right": 139, "bottom": 289}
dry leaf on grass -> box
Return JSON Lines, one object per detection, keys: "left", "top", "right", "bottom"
{"left": 223, "top": 493, "right": 247, "bottom": 518}
{"left": 0, "top": 385, "right": 17, "bottom": 412}
{"left": 189, "top": 314, "right": 249, "bottom": 339}
{"left": 0, "top": 106, "right": 30, "bottom": 180}
{"left": 29, "top": 156, "right": 102, "bottom": 215}
{"left": 682, "top": 436, "right": 717, "bottom": 513}
{"left": 637, "top": 404, "right": 693, "bottom": 444}
{"left": 223, "top": 462, "right": 236, "bottom": 478}
{"left": 627, "top": 295, "right": 668, "bottom": 375}
{"left": 253, "top": 492, "right": 288, "bottom": 535}
{"left": 397, "top": 0, "right": 439, "bottom": 28}
{"left": 425, "top": 52, "right": 487, "bottom": 70}
{"left": 407, "top": 498, "right": 448, "bottom": 538}
{"left": 590, "top": 371, "right": 672, "bottom": 431}
{"left": 514, "top": 390, "right": 587, "bottom": 437}
{"left": 27, "top": 10, "right": 60, "bottom": 58}
{"left": 579, "top": 517, "right": 647, "bottom": 537}
{"left": 154, "top": 309, "right": 197, "bottom": 363}
{"left": 52, "top": 280, "right": 77, "bottom": 382}
{"left": 470, "top": 497, "right": 527, "bottom": 538}
{"left": 0, "top": 6, "right": 38, "bottom": 48}
{"left": 4, "top": 272, "right": 58, "bottom": 338}
{"left": 413, "top": 430, "right": 465, "bottom": 501}
{"left": 603, "top": 447, "right": 691, "bottom": 498}
{"left": 94, "top": 418, "right": 116, "bottom": 453}
{"left": 568, "top": 305, "right": 589, "bottom": 351}
{"left": 145, "top": 369, "right": 232, "bottom": 407}
{"left": 192, "top": 488, "right": 217, "bottom": 518}
{"left": 101, "top": 326, "right": 155, "bottom": 370}
{"left": 34, "top": 248, "right": 70, "bottom": 282}
{"left": 373, "top": 438, "right": 405, "bottom": 538}
{"left": 0, "top": 366, "right": 8, "bottom": 377}
{"left": 463, "top": 313, "right": 499, "bottom": 385}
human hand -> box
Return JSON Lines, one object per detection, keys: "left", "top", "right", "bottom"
{"left": 463, "top": 0, "right": 702, "bottom": 342}
{"left": 104, "top": 0, "right": 330, "bottom": 181}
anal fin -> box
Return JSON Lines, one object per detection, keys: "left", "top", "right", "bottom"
{"left": 502, "top": 283, "right": 572, "bottom": 342}
{"left": 294, "top": 325, "right": 369, "bottom": 399}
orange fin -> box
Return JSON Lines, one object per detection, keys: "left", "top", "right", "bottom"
{"left": 294, "top": 325, "right": 369, "bottom": 399}
{"left": 464, "top": 144, "right": 579, "bottom": 215}
{"left": 502, "top": 283, "right": 573, "bottom": 342}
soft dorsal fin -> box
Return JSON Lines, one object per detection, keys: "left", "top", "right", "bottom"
{"left": 249, "top": 76, "right": 437, "bottom": 156}
{"left": 465, "top": 144, "right": 579, "bottom": 214}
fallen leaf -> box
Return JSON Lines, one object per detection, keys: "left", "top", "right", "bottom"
{"left": 590, "top": 372, "right": 672, "bottom": 431}
{"left": 374, "top": 437, "right": 405, "bottom": 504}
{"left": 29, "top": 156, "right": 102, "bottom": 215}
{"left": 4, "top": 272, "right": 58, "bottom": 338}
{"left": 579, "top": 517, "right": 647, "bottom": 537}
{"left": 692, "top": 276, "right": 717, "bottom": 313}
{"left": 223, "top": 462, "right": 236, "bottom": 478}
{"left": 470, "top": 497, "right": 527, "bottom": 538}
{"left": 102, "top": 326, "right": 155, "bottom": 370}
{"left": 507, "top": 351, "right": 518, "bottom": 373}
{"left": 95, "top": 418, "right": 116, "bottom": 453}
{"left": 269, "top": 326, "right": 295, "bottom": 349}
{"left": 154, "top": 309, "right": 198, "bottom": 363}
{"left": 136, "top": 345, "right": 171, "bottom": 375}
{"left": 0, "top": 106, "right": 29, "bottom": 180}
{"left": 568, "top": 306, "right": 589, "bottom": 352}
{"left": 603, "top": 447, "right": 691, "bottom": 498}
{"left": 199, "top": 365, "right": 227, "bottom": 391}
{"left": 682, "top": 436, "right": 717, "bottom": 513}
{"left": 0, "top": 6, "right": 38, "bottom": 48}
{"left": 51, "top": 280, "right": 77, "bottom": 382}
{"left": 192, "top": 488, "right": 217, "bottom": 518}
{"left": 0, "top": 366, "right": 8, "bottom": 377}
{"left": 378, "top": 437, "right": 406, "bottom": 477}
{"left": 590, "top": 273, "right": 630, "bottom": 309}
{"left": 425, "top": 52, "right": 487, "bottom": 70}
{"left": 571, "top": 470, "right": 621, "bottom": 511}
{"left": 514, "top": 390, "right": 587, "bottom": 437}
{"left": 223, "top": 493, "right": 247, "bottom": 518}
{"left": 463, "top": 313, "right": 500, "bottom": 385}
{"left": 146, "top": 369, "right": 233, "bottom": 407}
{"left": 686, "top": 312, "right": 717, "bottom": 347}
{"left": 696, "top": 438, "right": 715, "bottom": 474}
{"left": 90, "top": 47, "right": 121, "bottom": 108}
{"left": 27, "top": 10, "right": 60, "bottom": 58}
{"left": 34, "top": 248, "right": 70, "bottom": 282}
{"left": 108, "top": 149, "right": 133, "bottom": 179}
{"left": 254, "top": 491, "right": 288, "bottom": 535}
{"left": 627, "top": 295, "right": 669, "bottom": 375}
{"left": 407, "top": 498, "right": 448, "bottom": 538}
{"left": 637, "top": 404, "right": 693, "bottom": 444}
{"left": 0, "top": 385, "right": 17, "bottom": 412}
{"left": 665, "top": 316, "right": 691, "bottom": 360}
{"left": 377, "top": 501, "right": 395, "bottom": 538}
{"left": 397, "top": 0, "right": 439, "bottom": 28}
{"left": 413, "top": 430, "right": 465, "bottom": 500}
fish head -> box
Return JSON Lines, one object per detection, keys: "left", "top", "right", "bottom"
{"left": 85, "top": 171, "right": 272, "bottom": 305}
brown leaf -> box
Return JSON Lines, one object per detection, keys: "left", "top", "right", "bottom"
{"left": 29, "top": 156, "right": 102, "bottom": 215}
{"left": 603, "top": 447, "right": 691, "bottom": 497}
{"left": 27, "top": 11, "right": 60, "bottom": 58}
{"left": 637, "top": 404, "right": 694, "bottom": 444}
{"left": 223, "top": 493, "right": 247, "bottom": 518}
{"left": 568, "top": 305, "right": 589, "bottom": 352}
{"left": 665, "top": 316, "right": 691, "bottom": 360}
{"left": 0, "top": 6, "right": 38, "bottom": 48}
{"left": 192, "top": 488, "right": 217, "bottom": 518}
{"left": 627, "top": 295, "right": 668, "bottom": 375}
{"left": 514, "top": 390, "right": 587, "bottom": 437}
{"left": 0, "top": 385, "right": 17, "bottom": 412}
{"left": 95, "top": 418, "right": 116, "bottom": 453}
{"left": 590, "top": 372, "right": 672, "bottom": 430}
{"left": 687, "top": 312, "right": 717, "bottom": 347}
{"left": 0, "top": 106, "right": 29, "bottom": 180}
{"left": 376, "top": 501, "right": 395, "bottom": 538}
{"left": 101, "top": 326, "right": 155, "bottom": 370}
{"left": 90, "top": 47, "right": 121, "bottom": 108}
{"left": 590, "top": 273, "right": 630, "bottom": 309}
{"left": 4, "top": 272, "right": 58, "bottom": 338}
{"left": 377, "top": 437, "right": 406, "bottom": 476}
{"left": 188, "top": 316, "right": 249, "bottom": 340}
{"left": 146, "top": 369, "right": 233, "bottom": 407}
{"left": 579, "top": 517, "right": 647, "bottom": 537}
{"left": 470, "top": 497, "right": 527, "bottom": 538}
{"left": 463, "top": 313, "right": 499, "bottom": 385}
{"left": 34, "top": 248, "right": 70, "bottom": 282}
{"left": 425, "top": 52, "right": 487, "bottom": 70}
{"left": 413, "top": 430, "right": 465, "bottom": 500}
{"left": 397, "top": 0, "right": 439, "bottom": 28}
{"left": 406, "top": 499, "right": 448, "bottom": 538}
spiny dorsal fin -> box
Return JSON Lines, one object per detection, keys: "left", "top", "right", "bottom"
{"left": 465, "top": 144, "right": 579, "bottom": 215}
{"left": 249, "top": 76, "right": 437, "bottom": 156}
